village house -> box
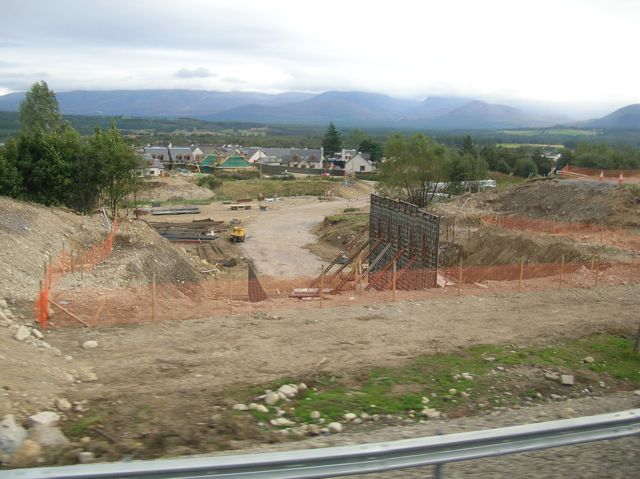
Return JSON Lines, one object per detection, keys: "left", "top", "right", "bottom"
{"left": 243, "top": 147, "right": 323, "bottom": 169}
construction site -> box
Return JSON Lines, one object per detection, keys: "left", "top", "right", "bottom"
{"left": 1, "top": 174, "right": 639, "bottom": 472}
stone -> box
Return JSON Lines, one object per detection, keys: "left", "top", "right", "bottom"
{"left": 232, "top": 404, "right": 249, "bottom": 411}
{"left": 277, "top": 384, "right": 298, "bottom": 399}
{"left": 0, "top": 415, "right": 27, "bottom": 456}
{"left": 263, "top": 391, "right": 280, "bottom": 406}
{"left": 31, "top": 329, "right": 44, "bottom": 340}
{"left": 28, "top": 411, "right": 60, "bottom": 428}
{"left": 55, "top": 398, "right": 72, "bottom": 412}
{"left": 307, "top": 424, "right": 321, "bottom": 436}
{"left": 561, "top": 375, "right": 575, "bottom": 386}
{"left": 559, "top": 408, "right": 577, "bottom": 419}
{"left": 82, "top": 340, "right": 98, "bottom": 350}
{"left": 270, "top": 417, "right": 295, "bottom": 427}
{"left": 634, "top": 390, "right": 640, "bottom": 396}
{"left": 14, "top": 326, "right": 31, "bottom": 342}
{"left": 545, "top": 372, "right": 560, "bottom": 381}
{"left": 79, "top": 370, "right": 98, "bottom": 382}
{"left": 327, "top": 422, "right": 343, "bottom": 433}
{"left": 461, "top": 373, "right": 474, "bottom": 380}
{"left": 0, "top": 310, "right": 8, "bottom": 323}
{"left": 0, "top": 299, "right": 7, "bottom": 309}
{"left": 343, "top": 413, "right": 357, "bottom": 421}
{"left": 460, "top": 391, "right": 470, "bottom": 399}
{"left": 254, "top": 404, "right": 268, "bottom": 413}
{"left": 310, "top": 411, "right": 321, "bottom": 420}
{"left": 28, "top": 425, "right": 70, "bottom": 448}
{"left": 448, "top": 388, "right": 457, "bottom": 395}
{"left": 583, "top": 356, "right": 595, "bottom": 364}
{"left": 77, "top": 451, "right": 96, "bottom": 464}
{"left": 298, "top": 383, "right": 308, "bottom": 392}
{"left": 79, "top": 436, "right": 91, "bottom": 445}
{"left": 9, "top": 439, "right": 41, "bottom": 467}
{"left": 64, "top": 355, "right": 73, "bottom": 362}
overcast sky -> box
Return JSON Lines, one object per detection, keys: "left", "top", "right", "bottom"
{"left": 1, "top": 0, "right": 638, "bottom": 117}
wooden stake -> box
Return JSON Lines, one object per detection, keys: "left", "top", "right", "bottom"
{"left": 152, "top": 273, "right": 157, "bottom": 321}
{"left": 48, "top": 299, "right": 90, "bottom": 327}
{"left": 560, "top": 254, "right": 564, "bottom": 289}
{"left": 228, "top": 269, "right": 232, "bottom": 315}
{"left": 320, "top": 264, "right": 325, "bottom": 308}
{"left": 392, "top": 260, "right": 397, "bottom": 301}
{"left": 518, "top": 258, "right": 524, "bottom": 291}
{"left": 458, "top": 258, "right": 462, "bottom": 296}
{"left": 93, "top": 297, "right": 107, "bottom": 323}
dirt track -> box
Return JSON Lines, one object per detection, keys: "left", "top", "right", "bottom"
{"left": 241, "top": 196, "right": 368, "bottom": 277}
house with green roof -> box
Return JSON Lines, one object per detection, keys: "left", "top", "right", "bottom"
{"left": 199, "top": 153, "right": 218, "bottom": 173}
{"left": 216, "top": 155, "right": 253, "bottom": 169}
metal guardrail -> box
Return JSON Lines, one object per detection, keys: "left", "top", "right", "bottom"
{"left": 4, "top": 409, "right": 640, "bottom": 479}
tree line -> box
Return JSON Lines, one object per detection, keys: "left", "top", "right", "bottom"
{"left": 0, "top": 82, "right": 140, "bottom": 214}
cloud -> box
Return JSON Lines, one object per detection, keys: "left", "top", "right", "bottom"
{"left": 174, "top": 67, "right": 216, "bottom": 78}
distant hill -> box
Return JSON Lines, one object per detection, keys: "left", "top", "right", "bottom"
{"left": 582, "top": 104, "right": 640, "bottom": 129}
{"left": 0, "top": 88, "right": 564, "bottom": 129}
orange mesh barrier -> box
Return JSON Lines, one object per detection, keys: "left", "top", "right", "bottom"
{"left": 482, "top": 216, "right": 640, "bottom": 250}
{"left": 34, "top": 213, "right": 119, "bottom": 329}
{"left": 41, "top": 260, "right": 640, "bottom": 330}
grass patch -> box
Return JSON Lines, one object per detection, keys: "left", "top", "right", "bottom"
{"left": 325, "top": 214, "right": 369, "bottom": 225}
{"left": 65, "top": 411, "right": 110, "bottom": 436}
{"left": 488, "top": 171, "right": 526, "bottom": 189}
{"left": 233, "top": 334, "right": 640, "bottom": 426}
{"left": 215, "top": 178, "right": 336, "bottom": 200}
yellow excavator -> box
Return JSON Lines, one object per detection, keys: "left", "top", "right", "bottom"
{"left": 229, "top": 226, "right": 246, "bottom": 243}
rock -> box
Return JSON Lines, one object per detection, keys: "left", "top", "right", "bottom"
{"left": 55, "top": 398, "right": 72, "bottom": 412}
{"left": 277, "top": 384, "right": 298, "bottom": 399}
{"left": 583, "top": 356, "right": 595, "bottom": 364}
{"left": 634, "top": 390, "right": 640, "bottom": 396}
{"left": 264, "top": 391, "right": 280, "bottom": 406}
{"left": 460, "top": 391, "right": 470, "bottom": 399}
{"left": 270, "top": 417, "right": 295, "bottom": 427}
{"left": 307, "top": 424, "right": 321, "bottom": 436}
{"left": 448, "top": 388, "right": 457, "bottom": 395}
{"left": 549, "top": 394, "right": 564, "bottom": 400}
{"left": 0, "top": 299, "right": 7, "bottom": 309}
{"left": 31, "top": 328, "right": 44, "bottom": 340}
{"left": 461, "top": 373, "right": 474, "bottom": 380}
{"left": 14, "top": 326, "right": 31, "bottom": 342}
{"left": 28, "top": 425, "right": 70, "bottom": 448}
{"left": 298, "top": 383, "right": 308, "bottom": 392}
{"left": 232, "top": 404, "right": 249, "bottom": 411}
{"left": 360, "top": 413, "right": 369, "bottom": 420}
{"left": 82, "top": 340, "right": 98, "bottom": 350}
{"left": 64, "top": 355, "right": 73, "bottom": 362}
{"left": 254, "top": 404, "right": 268, "bottom": 413}
{"left": 28, "top": 411, "right": 60, "bottom": 428}
{"left": 79, "top": 436, "right": 91, "bottom": 445}
{"left": 79, "top": 370, "right": 98, "bottom": 382}
{"left": 0, "top": 310, "right": 9, "bottom": 323}
{"left": 9, "top": 439, "right": 41, "bottom": 467}
{"left": 559, "top": 408, "right": 577, "bottom": 419}
{"left": 77, "top": 451, "right": 95, "bottom": 464}
{"left": 421, "top": 396, "right": 430, "bottom": 404}
{"left": 545, "top": 372, "right": 560, "bottom": 381}
{"left": 310, "top": 411, "right": 321, "bottom": 420}
{"left": 0, "top": 415, "right": 27, "bottom": 456}
{"left": 561, "top": 375, "right": 575, "bottom": 386}
{"left": 343, "top": 413, "right": 357, "bottom": 421}
{"left": 327, "top": 422, "right": 343, "bottom": 433}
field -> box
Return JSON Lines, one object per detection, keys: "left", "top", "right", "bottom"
{"left": 1, "top": 177, "right": 640, "bottom": 473}
{"left": 500, "top": 129, "right": 600, "bottom": 137}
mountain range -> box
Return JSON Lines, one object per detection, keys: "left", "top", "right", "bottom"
{"left": 0, "top": 89, "right": 637, "bottom": 130}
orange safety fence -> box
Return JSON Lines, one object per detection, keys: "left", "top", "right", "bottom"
{"left": 41, "top": 259, "right": 640, "bottom": 330}
{"left": 482, "top": 215, "right": 640, "bottom": 250}
{"left": 34, "top": 212, "right": 119, "bottom": 329}
{"left": 560, "top": 165, "right": 640, "bottom": 182}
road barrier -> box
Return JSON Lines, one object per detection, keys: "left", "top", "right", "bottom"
{"left": 5, "top": 408, "right": 639, "bottom": 479}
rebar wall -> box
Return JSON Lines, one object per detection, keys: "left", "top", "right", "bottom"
{"left": 369, "top": 194, "right": 440, "bottom": 289}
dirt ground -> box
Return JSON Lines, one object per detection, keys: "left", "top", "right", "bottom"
{"left": 35, "top": 284, "right": 638, "bottom": 460}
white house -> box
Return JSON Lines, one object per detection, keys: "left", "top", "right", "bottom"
{"left": 344, "top": 153, "right": 375, "bottom": 173}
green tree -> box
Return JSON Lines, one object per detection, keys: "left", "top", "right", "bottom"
{"left": 19, "top": 81, "right": 61, "bottom": 133}
{"left": 322, "top": 122, "right": 341, "bottom": 158}
{"left": 513, "top": 157, "right": 538, "bottom": 177}
{"left": 378, "top": 133, "right": 449, "bottom": 207}
{"left": 461, "top": 135, "right": 474, "bottom": 156}
{"left": 358, "top": 138, "right": 383, "bottom": 163}
{"left": 0, "top": 144, "right": 23, "bottom": 198}
{"left": 87, "top": 125, "right": 141, "bottom": 216}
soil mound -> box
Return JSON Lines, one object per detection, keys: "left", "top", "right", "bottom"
{"left": 434, "top": 179, "right": 640, "bottom": 226}
{"left": 138, "top": 176, "right": 213, "bottom": 203}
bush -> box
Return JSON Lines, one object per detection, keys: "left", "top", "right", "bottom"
{"left": 197, "top": 175, "right": 223, "bottom": 190}
{"left": 214, "top": 170, "right": 260, "bottom": 181}
{"left": 513, "top": 157, "right": 538, "bottom": 177}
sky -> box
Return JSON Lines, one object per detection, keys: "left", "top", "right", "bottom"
{"left": 1, "top": 0, "right": 639, "bottom": 118}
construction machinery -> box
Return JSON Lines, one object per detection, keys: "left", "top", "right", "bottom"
{"left": 230, "top": 226, "right": 246, "bottom": 243}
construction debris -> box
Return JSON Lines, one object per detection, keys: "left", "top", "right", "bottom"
{"left": 147, "top": 219, "right": 225, "bottom": 242}
{"left": 151, "top": 205, "right": 201, "bottom": 215}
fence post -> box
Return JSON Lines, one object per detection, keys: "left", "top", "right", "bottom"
{"left": 518, "top": 258, "right": 524, "bottom": 291}
{"left": 560, "top": 255, "right": 564, "bottom": 289}
{"left": 392, "top": 260, "right": 397, "bottom": 301}
{"left": 152, "top": 273, "right": 157, "bottom": 321}
{"left": 320, "top": 265, "right": 325, "bottom": 308}
{"left": 458, "top": 258, "right": 462, "bottom": 296}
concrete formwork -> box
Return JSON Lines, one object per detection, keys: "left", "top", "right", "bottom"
{"left": 369, "top": 194, "right": 440, "bottom": 289}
